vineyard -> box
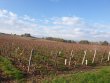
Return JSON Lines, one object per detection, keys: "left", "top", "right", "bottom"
{"left": 0, "top": 35, "right": 110, "bottom": 82}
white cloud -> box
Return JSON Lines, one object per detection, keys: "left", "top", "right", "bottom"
{"left": 0, "top": 9, "right": 38, "bottom": 35}
{"left": 22, "top": 15, "right": 36, "bottom": 22}
{"left": 0, "top": 9, "right": 110, "bottom": 41}
{"left": 53, "top": 16, "right": 82, "bottom": 26}
{"left": 0, "top": 9, "right": 8, "bottom": 17}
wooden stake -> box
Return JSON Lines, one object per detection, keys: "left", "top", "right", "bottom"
{"left": 101, "top": 55, "right": 104, "bottom": 63}
{"left": 28, "top": 49, "right": 33, "bottom": 72}
{"left": 59, "top": 51, "right": 61, "bottom": 55}
{"left": 70, "top": 50, "right": 74, "bottom": 58}
{"left": 71, "top": 50, "right": 73, "bottom": 55}
{"left": 92, "top": 50, "right": 96, "bottom": 63}
{"left": 68, "top": 50, "right": 73, "bottom": 66}
{"left": 68, "top": 57, "right": 71, "bottom": 66}
{"left": 15, "top": 47, "right": 20, "bottom": 54}
{"left": 65, "top": 59, "right": 67, "bottom": 65}
{"left": 82, "top": 50, "right": 87, "bottom": 65}
{"left": 85, "top": 59, "right": 88, "bottom": 66}
{"left": 107, "top": 51, "right": 110, "bottom": 61}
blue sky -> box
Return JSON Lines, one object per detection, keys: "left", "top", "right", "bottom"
{"left": 0, "top": 0, "right": 110, "bottom": 41}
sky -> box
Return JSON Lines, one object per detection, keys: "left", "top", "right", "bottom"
{"left": 0, "top": 0, "right": 110, "bottom": 41}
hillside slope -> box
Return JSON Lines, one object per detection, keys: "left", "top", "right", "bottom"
{"left": 0, "top": 35, "right": 110, "bottom": 82}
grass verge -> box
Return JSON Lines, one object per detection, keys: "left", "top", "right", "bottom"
{"left": 43, "top": 66, "right": 110, "bottom": 83}
{"left": 0, "top": 56, "right": 23, "bottom": 80}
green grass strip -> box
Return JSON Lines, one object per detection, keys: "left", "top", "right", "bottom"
{"left": 43, "top": 66, "right": 110, "bottom": 83}
{"left": 0, "top": 56, "right": 23, "bottom": 79}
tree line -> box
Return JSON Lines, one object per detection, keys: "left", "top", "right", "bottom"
{"left": 45, "top": 37, "right": 109, "bottom": 45}
{"left": 18, "top": 33, "right": 110, "bottom": 46}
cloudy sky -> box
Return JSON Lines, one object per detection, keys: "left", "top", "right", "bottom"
{"left": 0, "top": 0, "right": 110, "bottom": 41}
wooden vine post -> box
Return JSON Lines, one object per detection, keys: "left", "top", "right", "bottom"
{"left": 28, "top": 49, "right": 33, "bottom": 72}
{"left": 65, "top": 59, "right": 67, "bottom": 65}
{"left": 92, "top": 50, "right": 96, "bottom": 63}
{"left": 68, "top": 57, "right": 71, "bottom": 66}
{"left": 101, "top": 55, "right": 104, "bottom": 63}
{"left": 68, "top": 50, "right": 73, "bottom": 66}
{"left": 82, "top": 50, "right": 87, "bottom": 65}
{"left": 85, "top": 59, "right": 88, "bottom": 66}
{"left": 15, "top": 47, "right": 20, "bottom": 56}
{"left": 70, "top": 50, "right": 74, "bottom": 58}
{"left": 107, "top": 51, "right": 110, "bottom": 61}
